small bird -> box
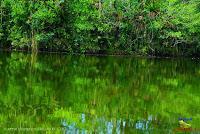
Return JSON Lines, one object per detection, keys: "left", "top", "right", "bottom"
{"left": 179, "top": 120, "right": 191, "bottom": 128}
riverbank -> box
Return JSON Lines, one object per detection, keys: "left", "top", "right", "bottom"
{"left": 1, "top": 48, "right": 200, "bottom": 59}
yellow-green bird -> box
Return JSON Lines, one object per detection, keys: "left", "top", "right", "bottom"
{"left": 179, "top": 120, "right": 191, "bottom": 128}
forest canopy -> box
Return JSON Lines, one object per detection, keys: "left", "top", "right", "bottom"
{"left": 0, "top": 0, "right": 200, "bottom": 56}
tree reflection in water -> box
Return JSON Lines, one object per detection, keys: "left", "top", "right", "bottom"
{"left": 0, "top": 52, "right": 199, "bottom": 133}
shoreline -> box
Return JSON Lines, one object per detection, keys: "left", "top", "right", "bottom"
{"left": 0, "top": 48, "right": 200, "bottom": 59}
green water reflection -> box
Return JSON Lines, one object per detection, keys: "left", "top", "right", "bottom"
{"left": 0, "top": 52, "right": 200, "bottom": 133}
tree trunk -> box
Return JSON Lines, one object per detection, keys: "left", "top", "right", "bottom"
{"left": 31, "top": 29, "right": 37, "bottom": 53}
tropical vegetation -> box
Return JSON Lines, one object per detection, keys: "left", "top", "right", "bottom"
{"left": 0, "top": 0, "right": 200, "bottom": 56}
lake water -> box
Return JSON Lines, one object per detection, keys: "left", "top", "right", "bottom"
{"left": 0, "top": 52, "right": 200, "bottom": 133}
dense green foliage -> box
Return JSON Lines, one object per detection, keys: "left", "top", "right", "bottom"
{"left": 0, "top": 0, "right": 200, "bottom": 56}
{"left": 0, "top": 53, "right": 200, "bottom": 133}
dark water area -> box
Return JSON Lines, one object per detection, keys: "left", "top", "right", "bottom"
{"left": 0, "top": 52, "right": 200, "bottom": 133}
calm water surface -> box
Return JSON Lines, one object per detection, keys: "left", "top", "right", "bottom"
{"left": 0, "top": 52, "right": 200, "bottom": 134}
